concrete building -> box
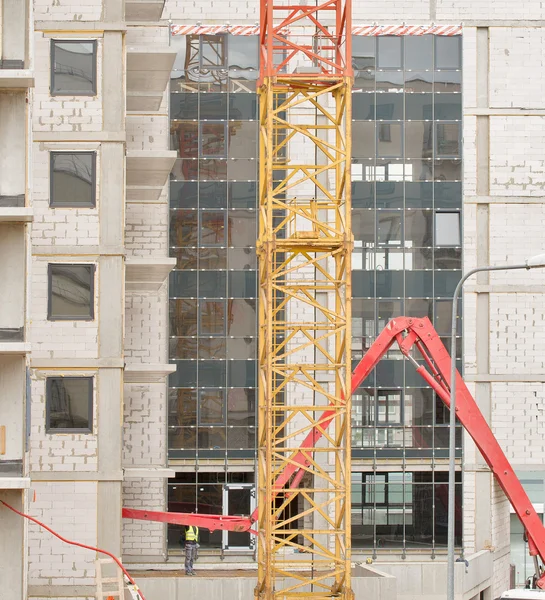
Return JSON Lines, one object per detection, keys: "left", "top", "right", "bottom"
{"left": 0, "top": 0, "right": 544, "bottom": 599}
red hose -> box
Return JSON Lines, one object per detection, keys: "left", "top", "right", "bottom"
{"left": 0, "top": 499, "right": 146, "bottom": 600}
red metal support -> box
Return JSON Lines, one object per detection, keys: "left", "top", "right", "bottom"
{"left": 123, "top": 317, "right": 545, "bottom": 588}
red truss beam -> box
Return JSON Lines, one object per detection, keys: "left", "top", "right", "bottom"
{"left": 259, "top": 0, "right": 353, "bottom": 83}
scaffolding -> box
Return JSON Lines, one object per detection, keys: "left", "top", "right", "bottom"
{"left": 256, "top": 1, "right": 353, "bottom": 598}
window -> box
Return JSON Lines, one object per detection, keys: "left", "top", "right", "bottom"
{"left": 50, "top": 152, "right": 96, "bottom": 208}
{"left": 48, "top": 264, "right": 95, "bottom": 320}
{"left": 51, "top": 40, "right": 97, "bottom": 96}
{"left": 435, "top": 212, "right": 461, "bottom": 246}
{"left": 46, "top": 377, "right": 93, "bottom": 432}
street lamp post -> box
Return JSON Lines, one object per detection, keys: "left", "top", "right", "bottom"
{"left": 447, "top": 253, "right": 545, "bottom": 600}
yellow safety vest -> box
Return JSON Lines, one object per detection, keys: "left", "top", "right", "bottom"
{"left": 186, "top": 525, "right": 199, "bottom": 542}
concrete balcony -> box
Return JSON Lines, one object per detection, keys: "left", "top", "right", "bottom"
{"left": 0, "top": 193, "right": 33, "bottom": 224}
{"left": 125, "top": 0, "right": 165, "bottom": 21}
{"left": 126, "top": 256, "right": 176, "bottom": 291}
{"left": 126, "top": 150, "right": 176, "bottom": 202}
{"left": 0, "top": 0, "right": 33, "bottom": 88}
{"left": 126, "top": 47, "right": 176, "bottom": 112}
{"left": 124, "top": 363, "right": 176, "bottom": 383}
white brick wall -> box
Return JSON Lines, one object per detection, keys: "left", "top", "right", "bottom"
{"left": 125, "top": 202, "right": 169, "bottom": 256}
{"left": 438, "top": 0, "right": 545, "bottom": 19}
{"left": 123, "top": 384, "right": 166, "bottom": 467}
{"left": 33, "top": 34, "right": 103, "bottom": 133}
{"left": 122, "top": 478, "right": 166, "bottom": 556}
{"left": 490, "top": 29, "right": 545, "bottom": 109}
{"left": 32, "top": 144, "right": 100, "bottom": 247}
{"left": 126, "top": 26, "right": 169, "bottom": 46}
{"left": 29, "top": 373, "right": 98, "bottom": 472}
{"left": 491, "top": 382, "right": 545, "bottom": 463}
{"left": 28, "top": 482, "right": 97, "bottom": 586}
{"left": 489, "top": 116, "right": 545, "bottom": 197}
{"left": 127, "top": 115, "right": 169, "bottom": 152}
{"left": 125, "top": 288, "right": 168, "bottom": 363}
{"left": 34, "top": 0, "right": 103, "bottom": 21}
{"left": 488, "top": 205, "right": 545, "bottom": 285}
{"left": 30, "top": 258, "right": 99, "bottom": 359}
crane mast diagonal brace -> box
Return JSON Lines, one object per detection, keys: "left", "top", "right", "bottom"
{"left": 256, "top": 1, "right": 354, "bottom": 599}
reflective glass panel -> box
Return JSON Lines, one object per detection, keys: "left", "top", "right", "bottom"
{"left": 377, "top": 36, "right": 403, "bottom": 69}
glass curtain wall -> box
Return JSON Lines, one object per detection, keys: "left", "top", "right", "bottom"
{"left": 168, "top": 34, "right": 259, "bottom": 461}
{"left": 350, "top": 33, "right": 463, "bottom": 553}
{"left": 167, "top": 31, "right": 463, "bottom": 556}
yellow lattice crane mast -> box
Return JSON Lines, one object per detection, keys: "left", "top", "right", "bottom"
{"left": 256, "top": 1, "right": 354, "bottom": 598}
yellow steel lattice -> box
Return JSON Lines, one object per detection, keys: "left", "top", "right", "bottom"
{"left": 256, "top": 4, "right": 353, "bottom": 593}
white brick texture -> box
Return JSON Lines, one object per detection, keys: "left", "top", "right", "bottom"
{"left": 122, "top": 478, "right": 166, "bottom": 557}
{"left": 125, "top": 288, "right": 168, "bottom": 363}
{"left": 34, "top": 0, "right": 103, "bottom": 21}
{"left": 28, "top": 482, "right": 97, "bottom": 586}
{"left": 31, "top": 144, "right": 100, "bottom": 247}
{"left": 30, "top": 258, "right": 99, "bottom": 360}
{"left": 490, "top": 29, "right": 545, "bottom": 109}
{"left": 33, "top": 34, "right": 103, "bottom": 133}
{"left": 125, "top": 202, "right": 169, "bottom": 257}
{"left": 489, "top": 117, "right": 545, "bottom": 197}
{"left": 29, "top": 374, "right": 98, "bottom": 473}
{"left": 123, "top": 384, "right": 167, "bottom": 467}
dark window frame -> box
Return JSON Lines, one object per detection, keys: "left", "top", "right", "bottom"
{"left": 45, "top": 376, "right": 94, "bottom": 434}
{"left": 49, "top": 151, "right": 97, "bottom": 208}
{"left": 51, "top": 39, "right": 98, "bottom": 97}
{"left": 47, "top": 263, "right": 96, "bottom": 321}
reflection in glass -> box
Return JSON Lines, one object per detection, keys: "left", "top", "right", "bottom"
{"left": 376, "top": 94, "right": 403, "bottom": 120}
{"left": 170, "top": 299, "right": 198, "bottom": 336}
{"left": 435, "top": 36, "right": 462, "bottom": 70}
{"left": 201, "top": 211, "right": 226, "bottom": 245}
{"left": 199, "top": 300, "right": 225, "bottom": 335}
{"left": 169, "top": 389, "right": 197, "bottom": 427}
{"left": 227, "top": 248, "right": 255, "bottom": 270}
{"left": 434, "top": 93, "right": 462, "bottom": 120}
{"left": 199, "top": 389, "right": 225, "bottom": 425}
{"left": 376, "top": 70, "right": 404, "bottom": 91}
{"left": 405, "top": 94, "right": 433, "bottom": 120}
{"left": 199, "top": 248, "right": 227, "bottom": 270}
{"left": 405, "top": 36, "right": 433, "bottom": 70}
{"left": 353, "top": 93, "right": 375, "bottom": 120}
{"left": 405, "top": 122, "right": 433, "bottom": 159}
{"left": 376, "top": 182, "right": 403, "bottom": 209}
{"left": 171, "top": 121, "right": 199, "bottom": 158}
{"left": 377, "top": 211, "right": 402, "bottom": 246}
{"left": 353, "top": 122, "right": 375, "bottom": 158}
{"left": 434, "top": 159, "right": 461, "bottom": 181}
{"left": 405, "top": 210, "right": 433, "bottom": 246}
{"left": 377, "top": 36, "right": 403, "bottom": 69}
{"left": 377, "top": 123, "right": 403, "bottom": 158}
{"left": 404, "top": 71, "right": 433, "bottom": 93}
{"left": 435, "top": 123, "right": 460, "bottom": 157}
{"left": 227, "top": 299, "right": 257, "bottom": 335}
{"left": 171, "top": 181, "right": 198, "bottom": 208}
{"left": 227, "top": 389, "right": 256, "bottom": 426}
{"left": 229, "top": 121, "right": 258, "bottom": 158}
{"left": 228, "top": 210, "right": 257, "bottom": 247}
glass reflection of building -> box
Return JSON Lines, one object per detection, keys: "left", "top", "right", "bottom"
{"left": 350, "top": 34, "right": 463, "bottom": 555}
{"left": 167, "top": 33, "right": 259, "bottom": 551}
{"left": 167, "top": 32, "right": 463, "bottom": 556}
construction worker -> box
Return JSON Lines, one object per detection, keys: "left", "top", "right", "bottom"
{"left": 184, "top": 524, "right": 199, "bottom": 576}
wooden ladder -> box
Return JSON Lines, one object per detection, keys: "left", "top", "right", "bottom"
{"left": 96, "top": 558, "right": 125, "bottom": 600}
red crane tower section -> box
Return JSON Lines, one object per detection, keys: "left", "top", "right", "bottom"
{"left": 124, "top": 317, "right": 545, "bottom": 589}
